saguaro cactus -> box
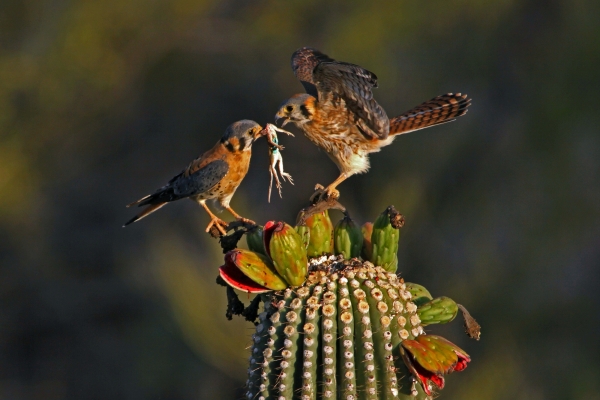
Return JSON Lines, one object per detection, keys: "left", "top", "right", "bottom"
{"left": 218, "top": 206, "right": 479, "bottom": 399}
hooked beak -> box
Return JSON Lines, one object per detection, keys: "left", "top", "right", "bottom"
{"left": 256, "top": 126, "right": 268, "bottom": 139}
{"left": 274, "top": 113, "right": 290, "bottom": 127}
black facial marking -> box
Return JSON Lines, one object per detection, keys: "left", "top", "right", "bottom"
{"left": 238, "top": 136, "right": 247, "bottom": 150}
{"left": 300, "top": 104, "right": 311, "bottom": 118}
{"left": 224, "top": 140, "right": 235, "bottom": 152}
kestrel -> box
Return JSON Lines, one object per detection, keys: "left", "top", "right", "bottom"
{"left": 124, "top": 120, "right": 265, "bottom": 235}
{"left": 275, "top": 47, "right": 472, "bottom": 199}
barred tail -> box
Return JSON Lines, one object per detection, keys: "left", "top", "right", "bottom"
{"left": 389, "top": 93, "right": 471, "bottom": 136}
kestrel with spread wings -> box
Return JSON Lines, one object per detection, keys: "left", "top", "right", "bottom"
{"left": 124, "top": 120, "right": 265, "bottom": 236}
{"left": 275, "top": 47, "right": 472, "bottom": 199}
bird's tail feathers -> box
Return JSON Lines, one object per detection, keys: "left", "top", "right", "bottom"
{"left": 123, "top": 202, "right": 167, "bottom": 227}
{"left": 126, "top": 183, "right": 176, "bottom": 208}
{"left": 126, "top": 194, "right": 154, "bottom": 208}
{"left": 389, "top": 93, "right": 471, "bottom": 136}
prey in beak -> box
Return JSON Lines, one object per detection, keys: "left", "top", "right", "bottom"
{"left": 263, "top": 123, "right": 294, "bottom": 202}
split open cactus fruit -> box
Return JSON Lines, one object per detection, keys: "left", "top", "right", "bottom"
{"left": 218, "top": 207, "right": 478, "bottom": 399}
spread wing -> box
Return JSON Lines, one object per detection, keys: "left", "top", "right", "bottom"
{"left": 291, "top": 47, "right": 336, "bottom": 97}
{"left": 130, "top": 159, "right": 229, "bottom": 206}
{"left": 291, "top": 47, "right": 389, "bottom": 139}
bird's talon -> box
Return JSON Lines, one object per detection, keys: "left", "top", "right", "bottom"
{"left": 236, "top": 217, "right": 256, "bottom": 227}
{"left": 206, "top": 217, "right": 228, "bottom": 237}
{"left": 324, "top": 188, "right": 340, "bottom": 200}
{"left": 309, "top": 188, "right": 324, "bottom": 203}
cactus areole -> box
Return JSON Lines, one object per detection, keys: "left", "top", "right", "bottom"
{"left": 217, "top": 207, "right": 478, "bottom": 399}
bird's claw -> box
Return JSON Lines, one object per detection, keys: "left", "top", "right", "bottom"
{"left": 326, "top": 188, "right": 340, "bottom": 199}
{"left": 309, "top": 184, "right": 340, "bottom": 203}
{"left": 206, "top": 217, "right": 229, "bottom": 238}
{"left": 235, "top": 217, "right": 256, "bottom": 227}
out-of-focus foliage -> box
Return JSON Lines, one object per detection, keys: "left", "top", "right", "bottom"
{"left": 1, "top": 0, "right": 599, "bottom": 399}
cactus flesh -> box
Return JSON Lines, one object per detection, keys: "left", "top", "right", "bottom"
{"left": 218, "top": 207, "right": 476, "bottom": 399}
{"left": 244, "top": 259, "right": 471, "bottom": 400}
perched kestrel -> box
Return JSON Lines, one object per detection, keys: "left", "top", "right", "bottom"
{"left": 275, "top": 47, "right": 472, "bottom": 199}
{"left": 124, "top": 120, "right": 265, "bottom": 235}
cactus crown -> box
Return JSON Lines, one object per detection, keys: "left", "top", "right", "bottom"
{"left": 217, "top": 204, "right": 480, "bottom": 399}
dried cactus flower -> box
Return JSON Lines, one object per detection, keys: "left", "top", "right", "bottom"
{"left": 361, "top": 222, "right": 374, "bottom": 260}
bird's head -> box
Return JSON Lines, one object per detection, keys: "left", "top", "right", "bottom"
{"left": 275, "top": 93, "right": 315, "bottom": 127}
{"left": 221, "top": 120, "right": 264, "bottom": 152}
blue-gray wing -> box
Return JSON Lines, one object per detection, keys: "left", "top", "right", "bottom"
{"left": 133, "top": 160, "right": 229, "bottom": 206}
{"left": 172, "top": 159, "right": 228, "bottom": 198}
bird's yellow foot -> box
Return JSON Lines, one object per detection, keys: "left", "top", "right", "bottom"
{"left": 324, "top": 186, "right": 340, "bottom": 200}
{"left": 236, "top": 217, "right": 256, "bottom": 226}
{"left": 309, "top": 184, "right": 325, "bottom": 203}
{"left": 310, "top": 184, "right": 340, "bottom": 203}
{"left": 206, "top": 217, "right": 229, "bottom": 237}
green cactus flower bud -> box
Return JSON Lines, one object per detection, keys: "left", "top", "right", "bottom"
{"left": 264, "top": 221, "right": 308, "bottom": 287}
{"left": 225, "top": 249, "right": 287, "bottom": 290}
{"left": 334, "top": 215, "right": 364, "bottom": 259}
{"left": 417, "top": 296, "right": 459, "bottom": 325}
{"left": 361, "top": 222, "right": 374, "bottom": 260}
{"left": 294, "top": 225, "right": 310, "bottom": 250}
{"left": 245, "top": 225, "right": 267, "bottom": 256}
{"left": 370, "top": 206, "right": 403, "bottom": 272}
{"left": 304, "top": 210, "right": 334, "bottom": 257}
{"left": 405, "top": 282, "right": 433, "bottom": 307}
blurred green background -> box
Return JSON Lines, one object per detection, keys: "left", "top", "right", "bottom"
{"left": 1, "top": 0, "right": 599, "bottom": 399}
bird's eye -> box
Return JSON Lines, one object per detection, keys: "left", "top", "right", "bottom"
{"left": 286, "top": 105, "right": 293, "bottom": 112}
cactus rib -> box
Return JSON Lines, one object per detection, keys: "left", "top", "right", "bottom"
{"left": 337, "top": 275, "right": 358, "bottom": 400}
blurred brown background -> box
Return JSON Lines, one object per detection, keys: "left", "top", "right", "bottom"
{"left": 1, "top": 0, "right": 599, "bottom": 399}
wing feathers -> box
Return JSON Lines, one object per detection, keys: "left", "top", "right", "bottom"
{"left": 314, "top": 60, "right": 389, "bottom": 139}
{"left": 123, "top": 159, "right": 229, "bottom": 226}
{"left": 291, "top": 47, "right": 389, "bottom": 139}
